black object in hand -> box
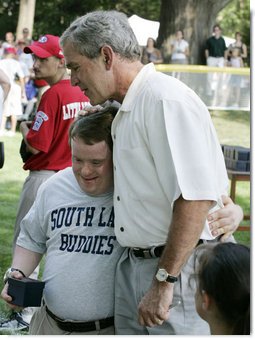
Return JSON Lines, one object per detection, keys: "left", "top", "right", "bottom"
{"left": 8, "top": 277, "right": 45, "bottom": 307}
{"left": 19, "top": 139, "right": 32, "bottom": 162}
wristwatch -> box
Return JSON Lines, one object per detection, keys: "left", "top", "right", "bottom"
{"left": 155, "top": 268, "right": 178, "bottom": 283}
{"left": 3, "top": 267, "right": 26, "bottom": 284}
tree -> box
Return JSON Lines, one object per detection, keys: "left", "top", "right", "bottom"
{"left": 16, "top": 0, "right": 36, "bottom": 40}
{"left": 157, "top": 0, "right": 232, "bottom": 64}
{"left": 0, "top": 0, "right": 249, "bottom": 66}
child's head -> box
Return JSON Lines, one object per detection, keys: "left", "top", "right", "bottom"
{"left": 195, "top": 242, "right": 250, "bottom": 335}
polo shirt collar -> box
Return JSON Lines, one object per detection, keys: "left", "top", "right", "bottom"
{"left": 120, "top": 63, "right": 156, "bottom": 111}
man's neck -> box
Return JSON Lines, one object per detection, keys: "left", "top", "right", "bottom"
{"left": 47, "top": 70, "right": 69, "bottom": 86}
{"left": 209, "top": 319, "right": 233, "bottom": 335}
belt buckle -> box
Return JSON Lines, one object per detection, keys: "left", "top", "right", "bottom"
{"left": 143, "top": 249, "right": 151, "bottom": 259}
{"left": 133, "top": 247, "right": 152, "bottom": 258}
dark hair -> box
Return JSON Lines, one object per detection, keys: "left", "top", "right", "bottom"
{"left": 196, "top": 242, "right": 250, "bottom": 335}
{"left": 213, "top": 24, "right": 221, "bottom": 32}
{"left": 147, "top": 37, "right": 156, "bottom": 46}
{"left": 69, "top": 106, "right": 118, "bottom": 151}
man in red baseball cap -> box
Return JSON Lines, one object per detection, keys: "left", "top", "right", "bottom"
{"left": 0, "top": 35, "right": 90, "bottom": 331}
{"left": 24, "top": 34, "right": 64, "bottom": 59}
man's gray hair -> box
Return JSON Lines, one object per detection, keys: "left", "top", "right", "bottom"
{"left": 60, "top": 10, "right": 141, "bottom": 60}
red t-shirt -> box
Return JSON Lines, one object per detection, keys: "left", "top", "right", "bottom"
{"left": 24, "top": 79, "right": 90, "bottom": 171}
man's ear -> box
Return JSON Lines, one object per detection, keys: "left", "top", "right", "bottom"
{"left": 101, "top": 45, "right": 113, "bottom": 69}
{"left": 201, "top": 290, "right": 211, "bottom": 311}
{"left": 59, "top": 57, "right": 66, "bottom": 68}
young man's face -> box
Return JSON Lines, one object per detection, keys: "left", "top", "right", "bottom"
{"left": 71, "top": 137, "right": 113, "bottom": 196}
{"left": 63, "top": 41, "right": 110, "bottom": 105}
{"left": 32, "top": 55, "right": 61, "bottom": 80}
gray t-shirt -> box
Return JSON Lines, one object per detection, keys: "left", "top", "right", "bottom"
{"left": 17, "top": 167, "right": 124, "bottom": 321}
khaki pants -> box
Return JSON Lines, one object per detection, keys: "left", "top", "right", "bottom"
{"left": 29, "top": 305, "right": 115, "bottom": 335}
{"left": 114, "top": 248, "right": 210, "bottom": 335}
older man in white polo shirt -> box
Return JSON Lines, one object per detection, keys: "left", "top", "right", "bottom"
{"left": 60, "top": 10, "right": 243, "bottom": 336}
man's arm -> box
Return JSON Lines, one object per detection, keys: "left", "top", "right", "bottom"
{"left": 138, "top": 195, "right": 213, "bottom": 327}
{"left": 0, "top": 70, "right": 11, "bottom": 101}
{"left": 1, "top": 245, "right": 42, "bottom": 308}
{"left": 19, "top": 121, "right": 40, "bottom": 155}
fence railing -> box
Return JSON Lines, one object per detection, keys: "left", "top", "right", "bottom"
{"left": 155, "top": 64, "right": 250, "bottom": 111}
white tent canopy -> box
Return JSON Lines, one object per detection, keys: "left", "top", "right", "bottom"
{"left": 128, "top": 14, "right": 235, "bottom": 47}
{"left": 128, "top": 14, "right": 159, "bottom": 46}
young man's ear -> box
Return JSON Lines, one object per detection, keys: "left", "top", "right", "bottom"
{"left": 201, "top": 290, "right": 211, "bottom": 311}
{"left": 60, "top": 57, "right": 66, "bottom": 68}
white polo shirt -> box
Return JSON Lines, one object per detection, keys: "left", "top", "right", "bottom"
{"left": 112, "top": 63, "right": 228, "bottom": 248}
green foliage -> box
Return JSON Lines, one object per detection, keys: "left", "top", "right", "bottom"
{"left": 0, "top": 0, "right": 19, "bottom": 40}
{"left": 217, "top": 0, "right": 250, "bottom": 63}
{"left": 0, "top": 0, "right": 161, "bottom": 40}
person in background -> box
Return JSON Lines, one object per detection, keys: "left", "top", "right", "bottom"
{"left": 194, "top": 242, "right": 250, "bottom": 335}
{"left": 16, "top": 40, "right": 34, "bottom": 72}
{"left": 227, "top": 32, "right": 247, "bottom": 66}
{"left": 205, "top": 24, "right": 228, "bottom": 104}
{"left": 0, "top": 47, "right": 26, "bottom": 136}
{"left": 170, "top": 30, "right": 189, "bottom": 64}
{"left": 2, "top": 32, "right": 16, "bottom": 51}
{"left": 141, "top": 37, "right": 163, "bottom": 65}
{"left": 60, "top": 10, "right": 244, "bottom": 335}
{"left": 19, "top": 28, "right": 33, "bottom": 46}
{"left": 205, "top": 24, "right": 228, "bottom": 67}
{"left": 0, "top": 68, "right": 11, "bottom": 171}
{"left": 0, "top": 69, "right": 11, "bottom": 126}
{"left": 228, "top": 47, "right": 244, "bottom": 107}
{"left": 16, "top": 40, "right": 37, "bottom": 121}
{"left": 1, "top": 108, "right": 124, "bottom": 335}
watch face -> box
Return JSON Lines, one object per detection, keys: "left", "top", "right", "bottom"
{"left": 3, "top": 268, "right": 12, "bottom": 283}
{"left": 156, "top": 269, "right": 167, "bottom": 281}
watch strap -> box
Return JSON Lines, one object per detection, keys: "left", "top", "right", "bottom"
{"left": 166, "top": 274, "right": 178, "bottom": 283}
{"left": 4, "top": 268, "right": 26, "bottom": 284}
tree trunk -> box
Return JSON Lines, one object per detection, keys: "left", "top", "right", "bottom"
{"left": 16, "top": 0, "right": 36, "bottom": 41}
{"left": 157, "top": 0, "right": 232, "bottom": 64}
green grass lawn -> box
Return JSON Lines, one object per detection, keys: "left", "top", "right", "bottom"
{"left": 0, "top": 110, "right": 251, "bottom": 333}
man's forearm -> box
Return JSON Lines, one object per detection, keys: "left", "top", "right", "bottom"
{"left": 158, "top": 195, "right": 213, "bottom": 276}
{"left": 19, "top": 121, "right": 40, "bottom": 155}
{"left": 12, "top": 245, "right": 42, "bottom": 277}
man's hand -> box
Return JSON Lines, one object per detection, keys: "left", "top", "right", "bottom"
{"left": 208, "top": 195, "right": 243, "bottom": 241}
{"left": 78, "top": 105, "right": 103, "bottom": 117}
{"left": 1, "top": 271, "right": 24, "bottom": 310}
{"left": 138, "top": 280, "right": 173, "bottom": 327}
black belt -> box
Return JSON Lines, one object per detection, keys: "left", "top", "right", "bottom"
{"left": 132, "top": 246, "right": 165, "bottom": 258}
{"left": 132, "top": 239, "right": 219, "bottom": 258}
{"left": 45, "top": 306, "right": 114, "bottom": 332}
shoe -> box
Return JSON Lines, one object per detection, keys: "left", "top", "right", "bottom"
{"left": 20, "top": 307, "right": 36, "bottom": 324}
{"left": 0, "top": 311, "right": 29, "bottom": 332}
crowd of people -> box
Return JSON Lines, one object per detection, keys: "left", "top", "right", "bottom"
{"left": 141, "top": 25, "right": 247, "bottom": 67}
{"left": 0, "top": 24, "right": 248, "bottom": 135}
{"left": 0, "top": 11, "right": 250, "bottom": 336}
{"left": 0, "top": 28, "right": 49, "bottom": 137}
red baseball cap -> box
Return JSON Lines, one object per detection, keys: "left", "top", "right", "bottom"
{"left": 4, "top": 47, "right": 16, "bottom": 55}
{"left": 24, "top": 34, "right": 64, "bottom": 59}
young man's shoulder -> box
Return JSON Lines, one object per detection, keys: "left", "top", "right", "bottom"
{"left": 46, "top": 79, "right": 84, "bottom": 96}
